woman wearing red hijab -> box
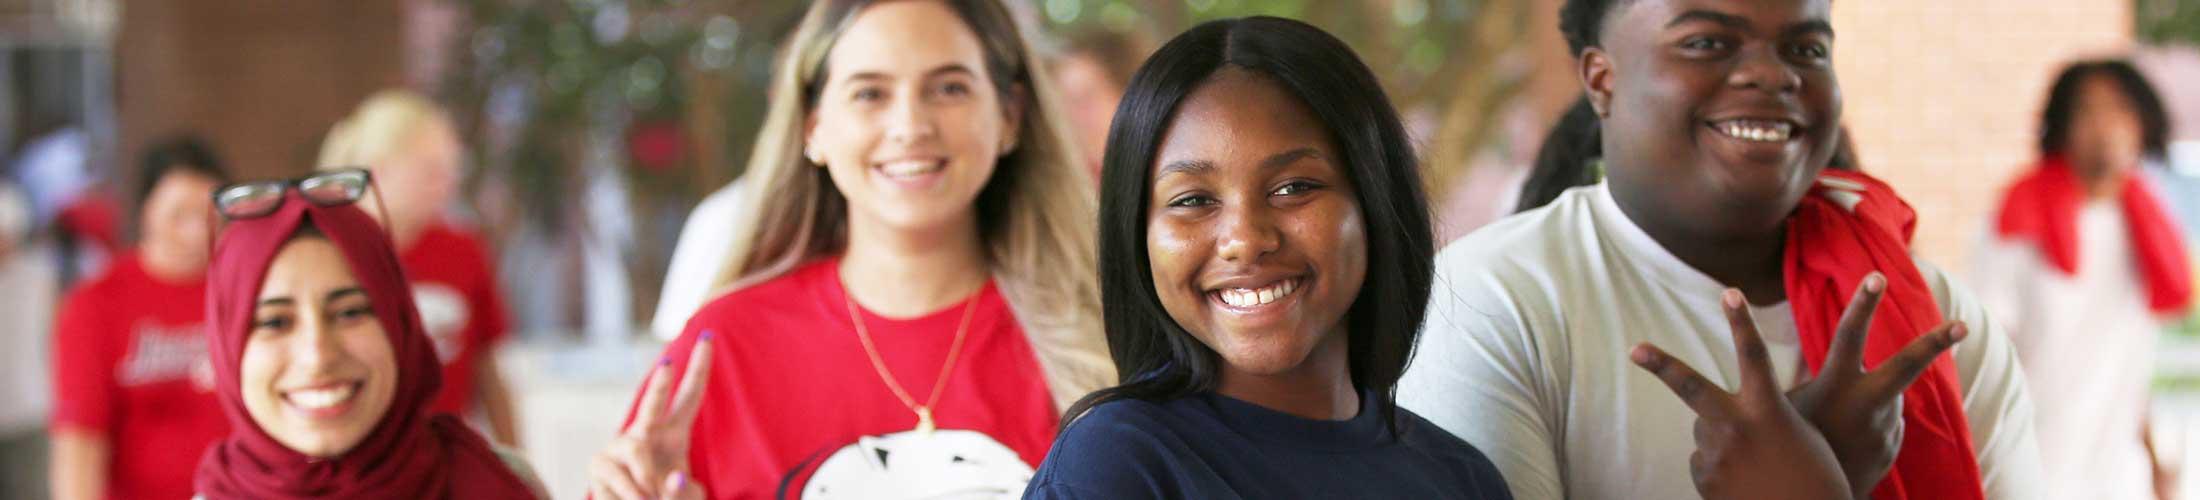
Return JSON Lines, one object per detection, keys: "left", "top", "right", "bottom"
{"left": 192, "top": 169, "right": 543, "bottom": 499}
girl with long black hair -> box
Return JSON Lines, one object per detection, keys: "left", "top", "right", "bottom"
{"left": 1022, "top": 16, "right": 1509, "bottom": 499}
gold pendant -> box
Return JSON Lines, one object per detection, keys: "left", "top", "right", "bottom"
{"left": 915, "top": 406, "right": 936, "bottom": 436}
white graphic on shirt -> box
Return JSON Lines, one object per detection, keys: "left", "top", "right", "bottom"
{"left": 115, "top": 321, "right": 213, "bottom": 392}
{"left": 412, "top": 283, "right": 468, "bottom": 365}
{"left": 800, "top": 429, "right": 1033, "bottom": 499}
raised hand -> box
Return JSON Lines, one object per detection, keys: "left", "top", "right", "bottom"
{"left": 1785, "top": 273, "right": 1968, "bottom": 498}
{"left": 590, "top": 332, "right": 715, "bottom": 500}
{"left": 1631, "top": 289, "right": 1852, "bottom": 500}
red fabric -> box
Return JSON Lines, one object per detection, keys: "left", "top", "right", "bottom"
{"left": 397, "top": 223, "right": 511, "bottom": 417}
{"left": 1994, "top": 157, "right": 2194, "bottom": 315}
{"left": 1784, "top": 170, "right": 1986, "bottom": 500}
{"left": 630, "top": 257, "right": 1060, "bottom": 499}
{"left": 193, "top": 193, "right": 533, "bottom": 499}
{"left": 50, "top": 253, "right": 229, "bottom": 500}
{"left": 58, "top": 194, "right": 121, "bottom": 253}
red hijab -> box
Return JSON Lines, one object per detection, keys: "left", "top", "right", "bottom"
{"left": 1994, "top": 156, "right": 2193, "bottom": 315}
{"left": 193, "top": 193, "right": 533, "bottom": 499}
{"left": 1784, "top": 170, "right": 1985, "bottom": 500}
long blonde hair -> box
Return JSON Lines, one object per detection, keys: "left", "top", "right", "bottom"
{"left": 710, "top": 0, "right": 1111, "bottom": 411}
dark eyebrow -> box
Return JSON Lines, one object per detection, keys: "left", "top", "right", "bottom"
{"left": 1666, "top": 10, "right": 1751, "bottom": 30}
{"left": 1783, "top": 20, "right": 1834, "bottom": 39}
{"left": 1157, "top": 159, "right": 1215, "bottom": 178}
{"left": 325, "top": 288, "right": 366, "bottom": 304}
{"left": 1157, "top": 147, "right": 1324, "bottom": 180}
{"left": 1261, "top": 148, "right": 1323, "bottom": 170}
{"left": 256, "top": 297, "right": 295, "bottom": 307}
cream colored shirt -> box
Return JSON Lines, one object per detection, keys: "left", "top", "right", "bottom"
{"left": 1399, "top": 183, "right": 2046, "bottom": 500}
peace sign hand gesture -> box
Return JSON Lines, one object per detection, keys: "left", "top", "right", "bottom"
{"left": 1784, "top": 273, "right": 1968, "bottom": 498}
{"left": 1631, "top": 289, "right": 1852, "bottom": 500}
{"left": 591, "top": 332, "right": 716, "bottom": 500}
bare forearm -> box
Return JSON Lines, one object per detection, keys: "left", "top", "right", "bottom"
{"left": 476, "top": 357, "right": 521, "bottom": 448}
{"left": 50, "top": 430, "right": 110, "bottom": 500}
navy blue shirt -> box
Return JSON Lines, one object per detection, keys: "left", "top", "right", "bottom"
{"left": 1024, "top": 390, "right": 1512, "bottom": 499}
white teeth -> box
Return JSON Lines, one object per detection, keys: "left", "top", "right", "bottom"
{"left": 1717, "top": 120, "right": 1792, "bottom": 143}
{"left": 879, "top": 160, "right": 943, "bottom": 178}
{"left": 286, "top": 384, "right": 357, "bottom": 410}
{"left": 1214, "top": 279, "right": 1298, "bottom": 308}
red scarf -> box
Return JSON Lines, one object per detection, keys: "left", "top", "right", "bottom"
{"left": 1994, "top": 156, "right": 2193, "bottom": 315}
{"left": 1784, "top": 170, "right": 1985, "bottom": 500}
{"left": 194, "top": 193, "right": 534, "bottom": 499}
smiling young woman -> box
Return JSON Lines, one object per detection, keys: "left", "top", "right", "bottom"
{"left": 1396, "top": 1, "right": 2045, "bottom": 499}
{"left": 193, "top": 178, "right": 542, "bottom": 499}
{"left": 1021, "top": 17, "right": 1509, "bottom": 499}
{"left": 586, "top": 0, "right": 1112, "bottom": 498}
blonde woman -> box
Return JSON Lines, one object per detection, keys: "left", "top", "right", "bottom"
{"left": 317, "top": 90, "right": 521, "bottom": 448}
{"left": 586, "top": 0, "right": 1111, "bottom": 498}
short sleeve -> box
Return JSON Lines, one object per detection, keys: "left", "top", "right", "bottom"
{"left": 1396, "top": 265, "right": 1567, "bottom": 500}
{"left": 1920, "top": 261, "right": 2046, "bottom": 500}
{"left": 462, "top": 231, "right": 512, "bottom": 347}
{"left": 49, "top": 287, "right": 117, "bottom": 433}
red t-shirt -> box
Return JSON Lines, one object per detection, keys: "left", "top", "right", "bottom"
{"left": 50, "top": 253, "right": 229, "bottom": 500}
{"left": 396, "top": 223, "right": 511, "bottom": 417}
{"left": 632, "top": 257, "right": 1060, "bottom": 499}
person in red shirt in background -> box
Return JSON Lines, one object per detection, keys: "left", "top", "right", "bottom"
{"left": 49, "top": 136, "right": 232, "bottom": 500}
{"left": 313, "top": 89, "right": 521, "bottom": 449}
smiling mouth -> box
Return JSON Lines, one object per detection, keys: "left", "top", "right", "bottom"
{"left": 874, "top": 159, "right": 946, "bottom": 180}
{"left": 282, "top": 381, "right": 362, "bottom": 417}
{"left": 1707, "top": 119, "right": 1797, "bottom": 143}
{"left": 1207, "top": 278, "right": 1302, "bottom": 309}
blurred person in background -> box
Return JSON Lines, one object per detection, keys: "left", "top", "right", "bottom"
{"left": 1972, "top": 59, "right": 2190, "bottom": 500}
{"left": 1049, "top": 28, "right": 1149, "bottom": 179}
{"left": 651, "top": 174, "right": 749, "bottom": 342}
{"left": 10, "top": 118, "right": 121, "bottom": 286}
{"left": 317, "top": 89, "right": 521, "bottom": 448}
{"left": 49, "top": 136, "right": 231, "bottom": 500}
{"left": 589, "top": 0, "right": 1112, "bottom": 497}
{"left": 192, "top": 169, "right": 543, "bottom": 499}
{"left": 0, "top": 178, "right": 58, "bottom": 497}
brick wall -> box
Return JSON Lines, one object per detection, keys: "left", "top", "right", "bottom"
{"left": 116, "top": 1, "right": 405, "bottom": 185}
{"left": 1832, "top": 0, "right": 2133, "bottom": 275}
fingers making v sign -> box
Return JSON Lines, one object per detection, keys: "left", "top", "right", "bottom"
{"left": 1784, "top": 273, "right": 1969, "bottom": 498}
{"left": 1630, "top": 289, "right": 1852, "bottom": 500}
{"left": 591, "top": 332, "right": 716, "bottom": 500}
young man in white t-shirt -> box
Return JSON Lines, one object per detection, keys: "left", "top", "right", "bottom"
{"left": 1398, "top": 1, "right": 2045, "bottom": 499}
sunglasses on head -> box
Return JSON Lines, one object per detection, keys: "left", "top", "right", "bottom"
{"left": 213, "top": 168, "right": 378, "bottom": 220}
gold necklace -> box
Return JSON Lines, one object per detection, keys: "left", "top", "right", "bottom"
{"left": 844, "top": 287, "right": 977, "bottom": 436}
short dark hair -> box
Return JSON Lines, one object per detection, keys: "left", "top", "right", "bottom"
{"left": 136, "top": 135, "right": 230, "bottom": 210}
{"left": 1067, "top": 16, "right": 1434, "bottom": 429}
{"left": 2038, "top": 59, "right": 2171, "bottom": 160}
{"left": 1560, "top": 0, "right": 1625, "bottom": 55}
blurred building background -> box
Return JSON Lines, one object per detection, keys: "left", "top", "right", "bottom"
{"left": 0, "top": 0, "right": 2197, "bottom": 498}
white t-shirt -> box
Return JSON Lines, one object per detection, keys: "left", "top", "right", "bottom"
{"left": 1971, "top": 201, "right": 2162, "bottom": 500}
{"left": 1398, "top": 183, "right": 2044, "bottom": 500}
{"left": 651, "top": 177, "right": 750, "bottom": 340}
